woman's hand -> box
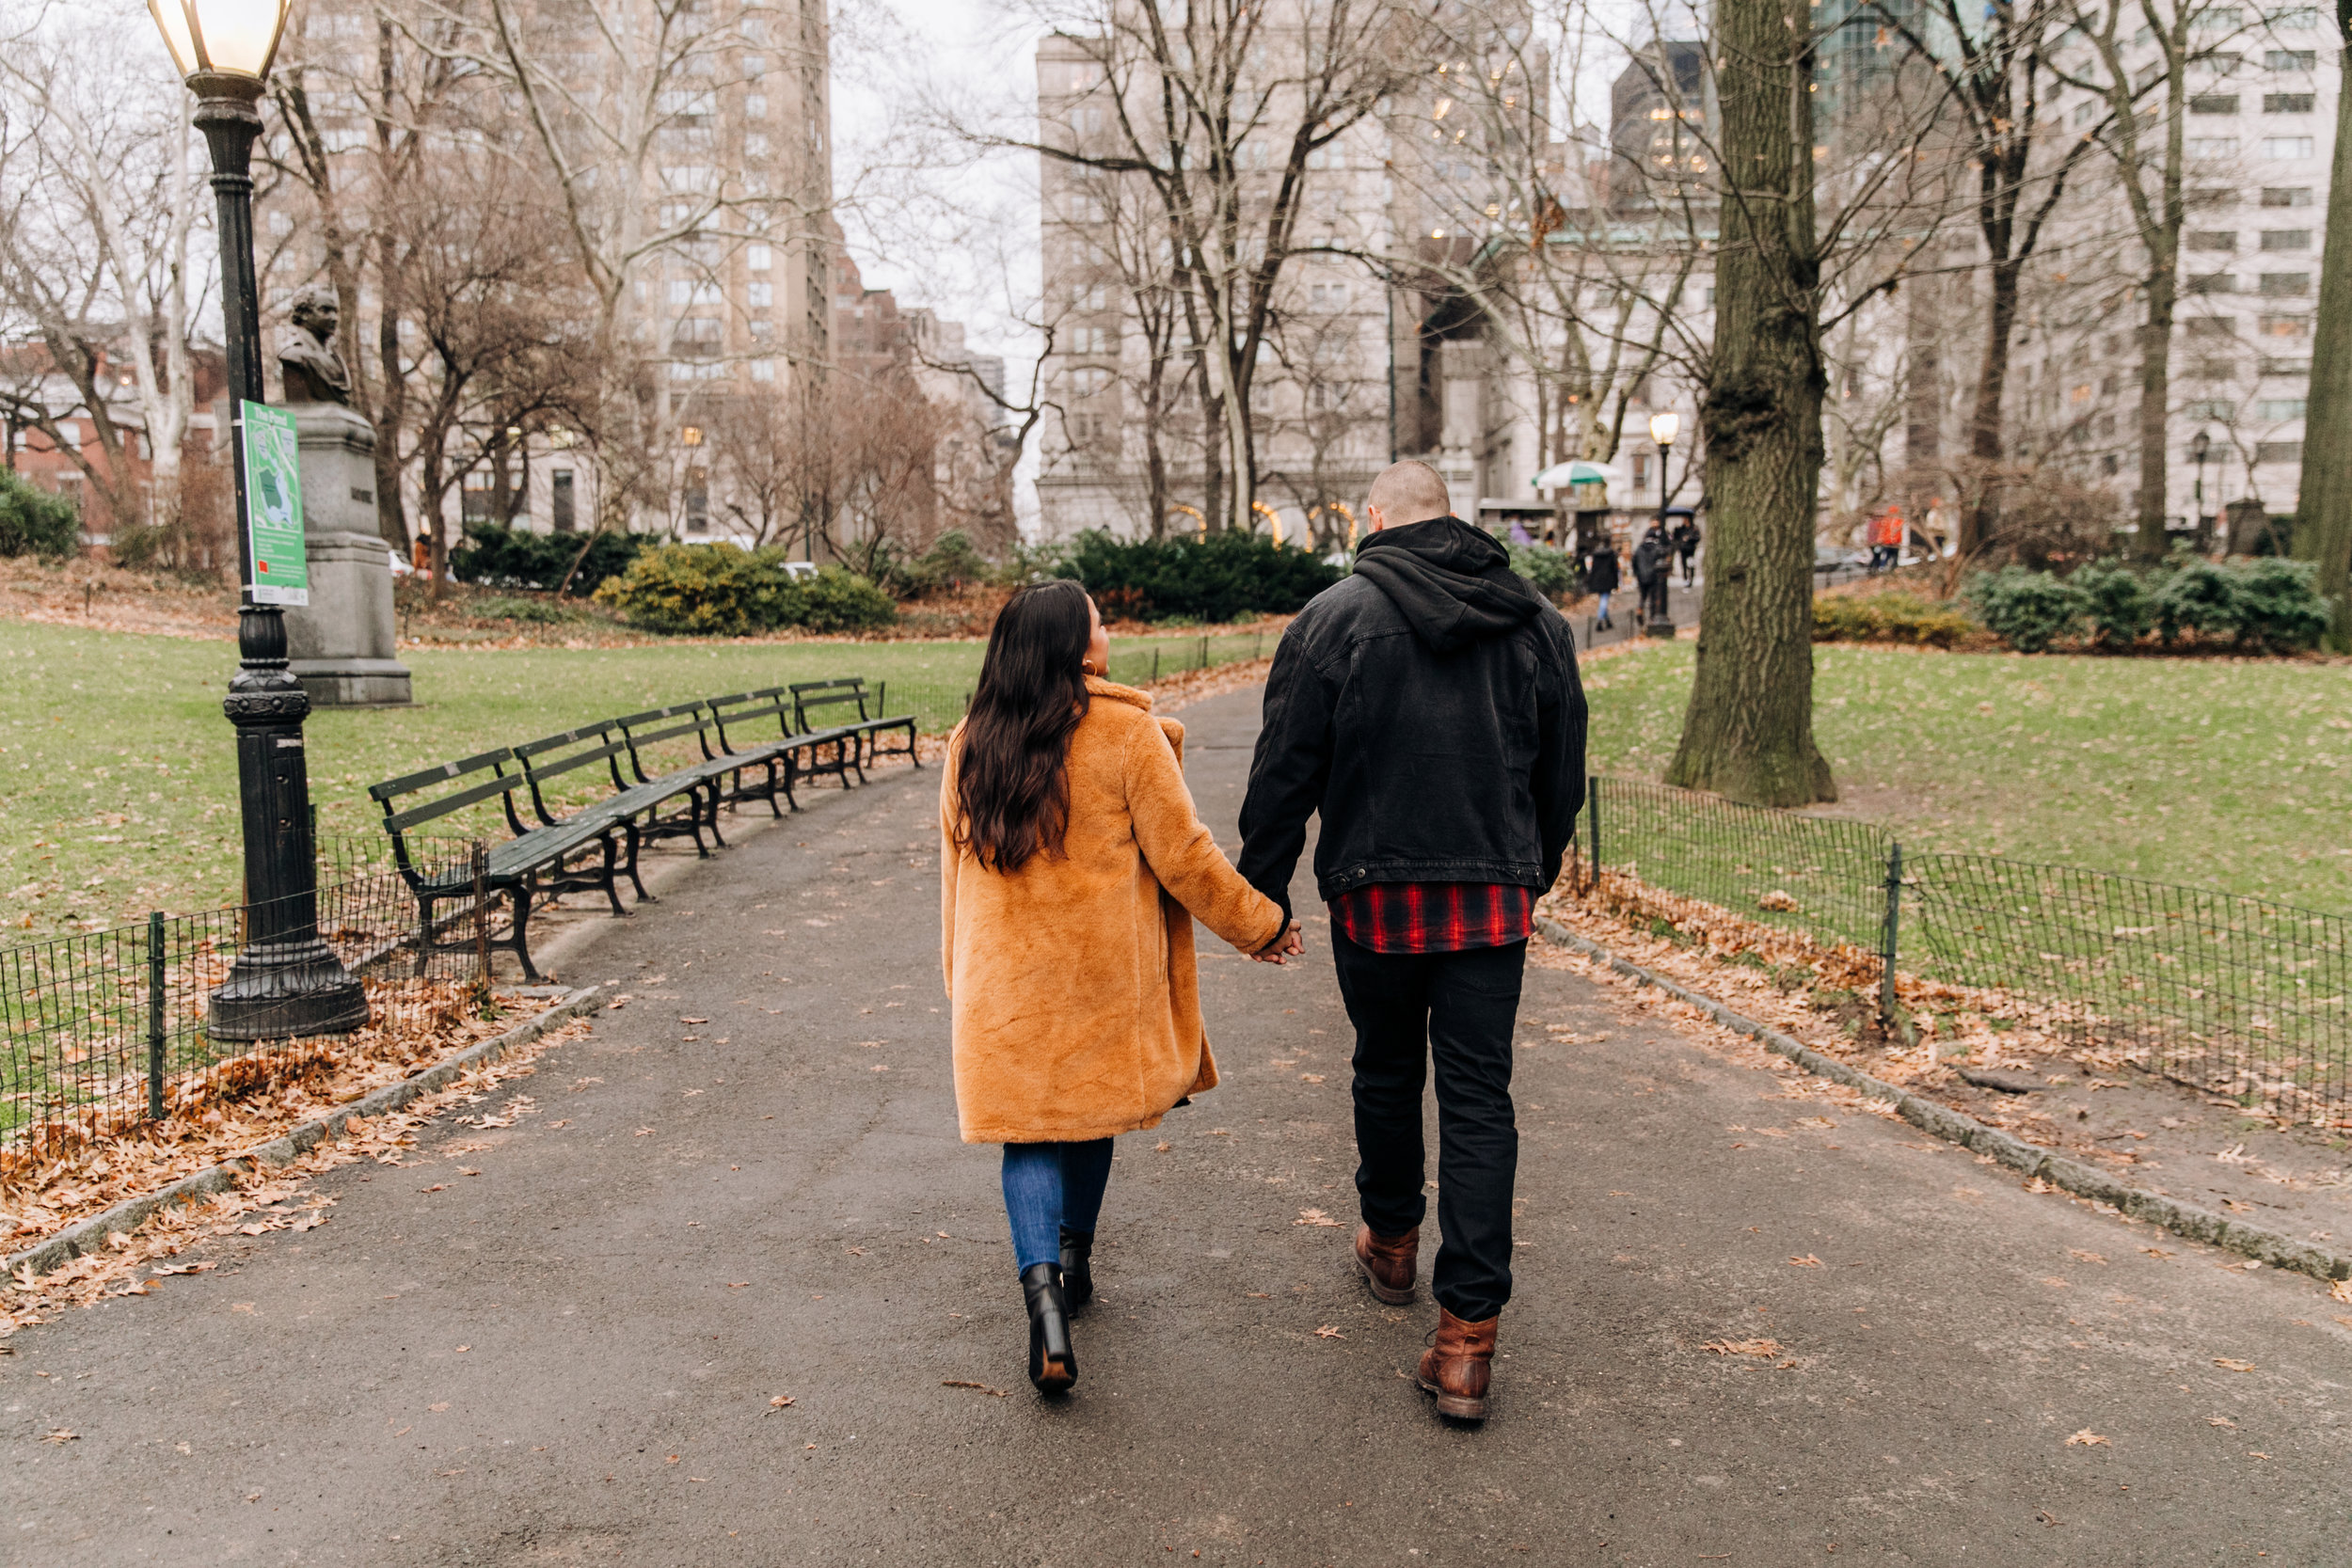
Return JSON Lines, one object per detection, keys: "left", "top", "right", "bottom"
{"left": 1250, "top": 921, "right": 1305, "bottom": 965}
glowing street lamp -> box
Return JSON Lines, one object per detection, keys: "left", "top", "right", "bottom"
{"left": 150, "top": 0, "right": 367, "bottom": 1040}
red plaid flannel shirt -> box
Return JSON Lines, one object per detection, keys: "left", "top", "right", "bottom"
{"left": 1327, "top": 881, "right": 1534, "bottom": 955}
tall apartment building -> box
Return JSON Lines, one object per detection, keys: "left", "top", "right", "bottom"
{"left": 262, "top": 0, "right": 834, "bottom": 548}
{"left": 1032, "top": 16, "right": 1542, "bottom": 544}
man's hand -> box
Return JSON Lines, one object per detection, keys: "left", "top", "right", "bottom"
{"left": 1250, "top": 921, "right": 1305, "bottom": 965}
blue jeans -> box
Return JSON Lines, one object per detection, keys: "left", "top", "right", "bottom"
{"left": 1000, "top": 1139, "right": 1114, "bottom": 1274}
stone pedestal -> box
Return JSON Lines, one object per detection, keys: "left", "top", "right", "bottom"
{"left": 281, "top": 404, "right": 411, "bottom": 706}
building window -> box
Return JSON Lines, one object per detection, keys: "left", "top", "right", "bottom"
{"left": 2260, "top": 230, "right": 2311, "bottom": 250}
{"left": 684, "top": 465, "right": 709, "bottom": 531}
{"left": 2185, "top": 316, "right": 2237, "bottom": 336}
{"left": 745, "top": 91, "right": 768, "bottom": 117}
{"left": 2188, "top": 94, "right": 2239, "bottom": 114}
{"left": 2187, "top": 230, "right": 2237, "bottom": 251}
{"left": 748, "top": 281, "right": 773, "bottom": 308}
{"left": 2265, "top": 92, "right": 2316, "bottom": 113}
{"left": 671, "top": 316, "right": 723, "bottom": 355}
{"left": 2261, "top": 187, "right": 2314, "bottom": 207}
{"left": 2185, "top": 273, "right": 2236, "bottom": 294}
{"left": 551, "top": 470, "right": 576, "bottom": 532}
{"left": 2256, "top": 440, "right": 2303, "bottom": 462}
{"left": 2258, "top": 272, "right": 2312, "bottom": 295}
{"left": 2257, "top": 312, "right": 2312, "bottom": 337}
{"left": 749, "top": 358, "right": 776, "bottom": 381}
{"left": 668, "top": 278, "right": 721, "bottom": 305}
{"left": 2186, "top": 136, "right": 2239, "bottom": 158}
{"left": 745, "top": 132, "right": 770, "bottom": 158}
{"left": 2265, "top": 49, "right": 2317, "bottom": 70}
{"left": 2261, "top": 136, "right": 2315, "bottom": 159}
{"left": 748, "top": 242, "right": 771, "bottom": 271}
{"left": 2257, "top": 397, "right": 2307, "bottom": 420}
{"left": 2185, "top": 399, "right": 2234, "bottom": 419}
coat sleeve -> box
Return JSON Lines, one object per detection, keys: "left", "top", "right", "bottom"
{"left": 1233, "top": 624, "right": 1335, "bottom": 925}
{"left": 938, "top": 737, "right": 961, "bottom": 999}
{"left": 1532, "top": 616, "right": 1588, "bottom": 893}
{"left": 1124, "top": 716, "right": 1288, "bottom": 955}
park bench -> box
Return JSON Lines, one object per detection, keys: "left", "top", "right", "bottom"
{"left": 787, "top": 677, "right": 919, "bottom": 783}
{"left": 509, "top": 719, "right": 712, "bottom": 902}
{"left": 703, "top": 689, "right": 865, "bottom": 816}
{"left": 367, "top": 748, "right": 628, "bottom": 983}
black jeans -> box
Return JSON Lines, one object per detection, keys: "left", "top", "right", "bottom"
{"left": 1331, "top": 932, "right": 1525, "bottom": 1322}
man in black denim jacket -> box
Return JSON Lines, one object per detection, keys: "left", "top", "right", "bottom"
{"left": 1238, "top": 459, "right": 1586, "bottom": 1422}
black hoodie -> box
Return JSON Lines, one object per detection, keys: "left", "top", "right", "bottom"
{"left": 1237, "top": 515, "right": 1588, "bottom": 921}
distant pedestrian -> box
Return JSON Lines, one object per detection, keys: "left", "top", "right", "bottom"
{"left": 1632, "top": 526, "right": 1670, "bottom": 624}
{"left": 1867, "top": 506, "right": 1905, "bottom": 574}
{"left": 1672, "top": 515, "right": 1700, "bottom": 587}
{"left": 1582, "top": 540, "right": 1621, "bottom": 630}
{"left": 940, "top": 580, "right": 1300, "bottom": 1395}
{"left": 1239, "top": 459, "right": 1587, "bottom": 1425}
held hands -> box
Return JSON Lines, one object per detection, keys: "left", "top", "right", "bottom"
{"left": 1250, "top": 921, "right": 1305, "bottom": 965}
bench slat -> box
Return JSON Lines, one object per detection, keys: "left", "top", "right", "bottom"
{"left": 384, "top": 771, "right": 522, "bottom": 832}
{"left": 370, "top": 747, "right": 513, "bottom": 803}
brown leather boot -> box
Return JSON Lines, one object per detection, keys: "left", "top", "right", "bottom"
{"left": 1354, "top": 1223, "right": 1418, "bottom": 1304}
{"left": 1416, "top": 1307, "right": 1498, "bottom": 1421}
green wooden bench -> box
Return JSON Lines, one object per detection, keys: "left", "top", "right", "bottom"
{"left": 367, "top": 748, "right": 628, "bottom": 983}
{"left": 787, "top": 677, "right": 920, "bottom": 784}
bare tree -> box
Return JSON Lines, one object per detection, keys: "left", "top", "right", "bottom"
{"left": 0, "top": 6, "right": 203, "bottom": 538}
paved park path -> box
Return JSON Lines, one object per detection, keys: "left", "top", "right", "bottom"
{"left": 6, "top": 688, "right": 2347, "bottom": 1566}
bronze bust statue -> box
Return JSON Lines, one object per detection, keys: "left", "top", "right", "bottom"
{"left": 278, "top": 284, "right": 351, "bottom": 405}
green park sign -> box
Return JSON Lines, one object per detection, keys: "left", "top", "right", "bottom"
{"left": 241, "top": 400, "right": 308, "bottom": 607}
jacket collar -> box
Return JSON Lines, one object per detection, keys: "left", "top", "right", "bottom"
{"left": 1084, "top": 673, "right": 1153, "bottom": 712}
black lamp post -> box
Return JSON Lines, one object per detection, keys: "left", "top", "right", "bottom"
{"left": 1647, "top": 409, "right": 1680, "bottom": 635}
{"left": 150, "top": 0, "right": 367, "bottom": 1040}
{"left": 2190, "top": 429, "right": 2212, "bottom": 548}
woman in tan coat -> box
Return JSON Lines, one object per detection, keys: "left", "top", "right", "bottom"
{"left": 941, "top": 579, "right": 1299, "bottom": 1393}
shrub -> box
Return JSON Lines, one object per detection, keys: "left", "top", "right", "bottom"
{"left": 2225, "top": 557, "right": 2330, "bottom": 652}
{"left": 451, "top": 520, "right": 644, "bottom": 595}
{"left": 594, "top": 544, "right": 804, "bottom": 635}
{"left": 0, "top": 469, "right": 82, "bottom": 559}
{"left": 1811, "top": 592, "right": 1975, "bottom": 648}
{"left": 795, "top": 565, "right": 898, "bottom": 632}
{"left": 880, "top": 530, "right": 993, "bottom": 599}
{"left": 1965, "top": 565, "right": 2087, "bottom": 654}
{"left": 593, "top": 546, "right": 897, "bottom": 636}
{"left": 1059, "top": 529, "right": 1342, "bottom": 622}
{"left": 2070, "top": 559, "right": 2155, "bottom": 648}
{"left": 1506, "top": 541, "right": 1581, "bottom": 603}
{"left": 2151, "top": 556, "right": 2243, "bottom": 645}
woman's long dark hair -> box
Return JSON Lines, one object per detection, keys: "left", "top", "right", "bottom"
{"left": 953, "top": 578, "right": 1093, "bottom": 873}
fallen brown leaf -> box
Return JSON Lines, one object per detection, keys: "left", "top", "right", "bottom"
{"left": 2214, "top": 1358, "right": 2255, "bottom": 1373}
{"left": 2208, "top": 1416, "right": 2237, "bottom": 1428}
{"left": 2064, "top": 1429, "right": 2109, "bottom": 1448}
{"left": 1788, "top": 1254, "right": 1823, "bottom": 1268}
{"left": 767, "top": 1395, "right": 795, "bottom": 1409}
{"left": 40, "top": 1429, "right": 76, "bottom": 1444}
{"left": 1312, "top": 1324, "right": 1345, "bottom": 1339}
{"left": 942, "top": 1380, "right": 1008, "bottom": 1397}
{"left": 1295, "top": 1208, "right": 1343, "bottom": 1227}
{"left": 1703, "top": 1338, "right": 1783, "bottom": 1358}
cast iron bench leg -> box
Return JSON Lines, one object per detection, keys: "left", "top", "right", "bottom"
{"left": 413, "top": 893, "right": 436, "bottom": 978}
{"left": 621, "top": 819, "right": 655, "bottom": 902}
{"left": 597, "top": 833, "right": 627, "bottom": 917}
{"left": 509, "top": 874, "right": 542, "bottom": 983}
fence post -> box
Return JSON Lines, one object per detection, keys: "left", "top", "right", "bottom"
{"left": 1200, "top": 633, "right": 1209, "bottom": 670}
{"left": 1880, "top": 841, "right": 1903, "bottom": 1027}
{"left": 470, "top": 841, "right": 492, "bottom": 994}
{"left": 1585, "top": 776, "right": 1601, "bottom": 895}
{"left": 1152, "top": 648, "right": 1161, "bottom": 682}
{"left": 146, "top": 911, "right": 167, "bottom": 1121}
{"left": 1253, "top": 630, "right": 1263, "bottom": 660}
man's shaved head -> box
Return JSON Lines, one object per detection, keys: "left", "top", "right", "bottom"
{"left": 1364, "top": 460, "right": 1452, "bottom": 529}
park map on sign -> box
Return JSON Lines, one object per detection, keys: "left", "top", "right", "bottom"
{"left": 241, "top": 400, "right": 308, "bottom": 606}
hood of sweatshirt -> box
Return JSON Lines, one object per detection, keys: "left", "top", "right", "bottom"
{"left": 1350, "top": 515, "right": 1544, "bottom": 654}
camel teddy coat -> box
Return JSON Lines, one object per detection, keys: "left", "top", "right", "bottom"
{"left": 940, "top": 677, "right": 1286, "bottom": 1144}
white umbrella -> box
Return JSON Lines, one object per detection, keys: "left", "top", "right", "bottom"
{"left": 1531, "top": 460, "right": 1624, "bottom": 490}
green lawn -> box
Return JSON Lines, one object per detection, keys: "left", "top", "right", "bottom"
{"left": 7, "top": 625, "right": 2345, "bottom": 941}
{"left": 0, "top": 623, "right": 1272, "bottom": 937}
{"left": 1582, "top": 642, "right": 2352, "bottom": 915}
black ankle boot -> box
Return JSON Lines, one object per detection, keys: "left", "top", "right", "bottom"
{"left": 1058, "top": 1225, "right": 1095, "bottom": 1311}
{"left": 1021, "top": 1261, "right": 1076, "bottom": 1394}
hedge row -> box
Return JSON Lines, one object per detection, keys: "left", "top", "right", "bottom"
{"left": 450, "top": 520, "right": 645, "bottom": 595}
{"left": 0, "top": 470, "right": 80, "bottom": 560}
{"left": 1057, "top": 530, "right": 1343, "bottom": 623}
{"left": 1965, "top": 557, "right": 2329, "bottom": 654}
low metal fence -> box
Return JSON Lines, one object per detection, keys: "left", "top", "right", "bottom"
{"left": 0, "top": 836, "right": 494, "bottom": 1149}
{"left": 1579, "top": 776, "right": 2351, "bottom": 1122}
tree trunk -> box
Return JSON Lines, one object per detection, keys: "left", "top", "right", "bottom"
{"left": 2131, "top": 257, "right": 2178, "bottom": 562}
{"left": 1961, "top": 252, "right": 2024, "bottom": 557}
{"left": 2296, "top": 24, "right": 2352, "bottom": 649}
{"left": 1664, "top": 0, "right": 1836, "bottom": 807}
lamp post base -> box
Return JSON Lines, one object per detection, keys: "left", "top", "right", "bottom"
{"left": 208, "top": 934, "right": 371, "bottom": 1041}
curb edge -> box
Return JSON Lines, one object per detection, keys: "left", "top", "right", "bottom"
{"left": 5, "top": 984, "right": 605, "bottom": 1288}
{"left": 1533, "top": 916, "right": 2352, "bottom": 1287}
